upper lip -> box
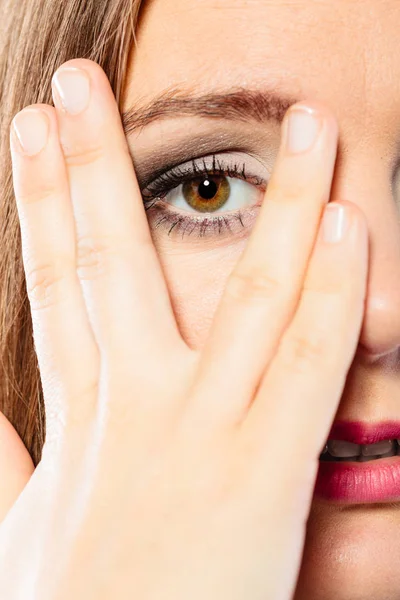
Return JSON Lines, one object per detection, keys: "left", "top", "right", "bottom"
{"left": 327, "top": 420, "right": 400, "bottom": 445}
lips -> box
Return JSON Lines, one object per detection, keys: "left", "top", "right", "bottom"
{"left": 314, "top": 420, "right": 400, "bottom": 504}
{"left": 327, "top": 420, "right": 400, "bottom": 445}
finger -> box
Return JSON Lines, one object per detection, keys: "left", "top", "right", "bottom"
{"left": 50, "top": 59, "right": 185, "bottom": 378}
{"left": 243, "top": 200, "right": 368, "bottom": 479}
{"left": 184, "top": 102, "right": 339, "bottom": 429}
{"left": 0, "top": 412, "right": 35, "bottom": 523}
{"left": 10, "top": 104, "right": 100, "bottom": 437}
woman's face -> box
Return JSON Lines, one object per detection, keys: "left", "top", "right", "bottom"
{"left": 121, "top": 1, "right": 400, "bottom": 598}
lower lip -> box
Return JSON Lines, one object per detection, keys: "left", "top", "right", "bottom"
{"left": 314, "top": 455, "right": 400, "bottom": 504}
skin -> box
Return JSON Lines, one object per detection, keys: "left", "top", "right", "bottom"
{"left": 1, "top": 53, "right": 368, "bottom": 599}
{"left": 0, "top": 0, "right": 396, "bottom": 598}
{"left": 119, "top": 1, "right": 400, "bottom": 598}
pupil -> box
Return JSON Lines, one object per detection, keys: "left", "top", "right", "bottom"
{"left": 199, "top": 178, "right": 218, "bottom": 200}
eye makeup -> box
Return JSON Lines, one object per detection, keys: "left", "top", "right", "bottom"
{"left": 125, "top": 118, "right": 280, "bottom": 243}
{"left": 140, "top": 151, "right": 270, "bottom": 240}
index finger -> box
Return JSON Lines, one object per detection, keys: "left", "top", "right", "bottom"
{"left": 184, "top": 102, "right": 339, "bottom": 428}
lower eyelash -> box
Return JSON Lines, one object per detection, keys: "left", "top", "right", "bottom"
{"left": 146, "top": 201, "right": 251, "bottom": 239}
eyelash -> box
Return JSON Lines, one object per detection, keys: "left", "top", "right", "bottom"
{"left": 141, "top": 153, "right": 266, "bottom": 239}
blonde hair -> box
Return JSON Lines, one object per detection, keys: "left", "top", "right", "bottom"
{"left": 0, "top": 0, "right": 143, "bottom": 465}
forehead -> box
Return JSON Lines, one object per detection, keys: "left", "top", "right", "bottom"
{"left": 125, "top": 0, "right": 400, "bottom": 140}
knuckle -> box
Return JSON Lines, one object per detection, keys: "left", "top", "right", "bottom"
{"left": 64, "top": 380, "right": 99, "bottom": 431}
{"left": 25, "top": 260, "right": 68, "bottom": 310}
{"left": 278, "top": 330, "right": 328, "bottom": 372}
{"left": 63, "top": 141, "right": 105, "bottom": 168}
{"left": 16, "top": 183, "right": 59, "bottom": 206}
{"left": 76, "top": 234, "right": 114, "bottom": 280}
{"left": 303, "top": 278, "right": 346, "bottom": 297}
{"left": 276, "top": 185, "right": 305, "bottom": 205}
{"left": 268, "top": 178, "right": 309, "bottom": 205}
{"left": 226, "top": 268, "right": 284, "bottom": 303}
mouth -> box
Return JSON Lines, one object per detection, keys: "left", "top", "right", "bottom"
{"left": 314, "top": 421, "right": 400, "bottom": 504}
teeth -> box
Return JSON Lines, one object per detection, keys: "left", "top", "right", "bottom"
{"left": 378, "top": 447, "right": 397, "bottom": 458}
{"left": 361, "top": 440, "right": 394, "bottom": 456}
{"left": 320, "top": 439, "right": 400, "bottom": 461}
{"left": 327, "top": 440, "right": 361, "bottom": 458}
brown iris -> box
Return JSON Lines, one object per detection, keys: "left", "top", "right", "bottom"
{"left": 182, "top": 175, "right": 230, "bottom": 213}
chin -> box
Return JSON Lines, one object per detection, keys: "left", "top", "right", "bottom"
{"left": 293, "top": 498, "right": 400, "bottom": 600}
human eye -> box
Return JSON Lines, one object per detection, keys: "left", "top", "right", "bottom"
{"left": 140, "top": 152, "right": 269, "bottom": 240}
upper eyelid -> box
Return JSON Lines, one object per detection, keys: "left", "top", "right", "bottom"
{"left": 141, "top": 151, "right": 271, "bottom": 195}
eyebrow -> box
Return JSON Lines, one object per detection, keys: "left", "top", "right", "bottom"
{"left": 121, "top": 86, "right": 299, "bottom": 136}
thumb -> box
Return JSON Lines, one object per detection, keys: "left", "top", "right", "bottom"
{"left": 0, "top": 411, "right": 35, "bottom": 522}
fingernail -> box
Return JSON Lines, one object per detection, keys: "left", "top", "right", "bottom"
{"left": 12, "top": 109, "right": 49, "bottom": 156}
{"left": 322, "top": 203, "right": 348, "bottom": 243}
{"left": 52, "top": 67, "right": 90, "bottom": 115}
{"left": 286, "top": 106, "right": 322, "bottom": 154}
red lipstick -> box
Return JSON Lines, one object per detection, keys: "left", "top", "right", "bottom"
{"left": 327, "top": 420, "right": 400, "bottom": 445}
{"left": 314, "top": 420, "right": 400, "bottom": 504}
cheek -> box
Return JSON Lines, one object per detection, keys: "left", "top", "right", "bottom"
{"left": 155, "top": 242, "right": 246, "bottom": 349}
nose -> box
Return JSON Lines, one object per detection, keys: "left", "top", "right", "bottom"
{"left": 330, "top": 144, "right": 400, "bottom": 362}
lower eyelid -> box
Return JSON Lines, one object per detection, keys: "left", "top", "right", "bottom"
{"left": 146, "top": 198, "right": 263, "bottom": 241}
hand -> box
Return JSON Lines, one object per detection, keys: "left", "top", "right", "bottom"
{"left": 2, "top": 58, "right": 368, "bottom": 600}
